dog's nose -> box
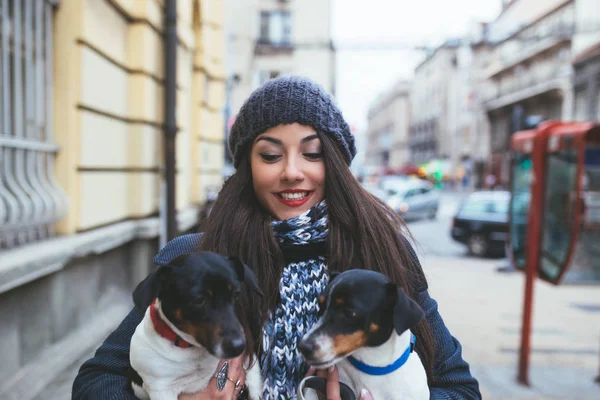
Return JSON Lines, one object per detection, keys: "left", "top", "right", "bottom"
{"left": 298, "top": 338, "right": 315, "bottom": 356}
{"left": 223, "top": 337, "right": 245, "bottom": 357}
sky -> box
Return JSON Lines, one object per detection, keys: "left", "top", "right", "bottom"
{"left": 331, "top": 0, "right": 503, "bottom": 132}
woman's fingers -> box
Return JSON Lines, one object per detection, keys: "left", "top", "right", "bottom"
{"left": 325, "top": 366, "right": 341, "bottom": 400}
{"left": 226, "top": 355, "right": 246, "bottom": 398}
{"left": 226, "top": 354, "right": 245, "bottom": 379}
{"left": 316, "top": 367, "right": 328, "bottom": 378}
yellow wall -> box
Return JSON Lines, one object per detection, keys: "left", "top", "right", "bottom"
{"left": 191, "top": 0, "right": 227, "bottom": 204}
{"left": 53, "top": 0, "right": 226, "bottom": 234}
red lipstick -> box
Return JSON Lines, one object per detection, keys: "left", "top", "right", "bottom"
{"left": 274, "top": 189, "right": 313, "bottom": 207}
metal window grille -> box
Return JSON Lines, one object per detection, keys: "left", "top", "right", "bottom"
{"left": 0, "top": 0, "right": 67, "bottom": 249}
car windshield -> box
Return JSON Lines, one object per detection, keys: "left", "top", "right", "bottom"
{"left": 494, "top": 197, "right": 509, "bottom": 214}
{"left": 461, "top": 193, "right": 510, "bottom": 214}
{"left": 387, "top": 186, "right": 411, "bottom": 198}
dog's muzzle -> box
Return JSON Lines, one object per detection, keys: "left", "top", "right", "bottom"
{"left": 297, "top": 376, "right": 355, "bottom": 400}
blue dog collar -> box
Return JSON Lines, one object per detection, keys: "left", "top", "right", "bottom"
{"left": 347, "top": 334, "right": 416, "bottom": 376}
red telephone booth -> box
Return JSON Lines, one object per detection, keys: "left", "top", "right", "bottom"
{"left": 508, "top": 121, "right": 600, "bottom": 384}
{"left": 509, "top": 121, "right": 600, "bottom": 285}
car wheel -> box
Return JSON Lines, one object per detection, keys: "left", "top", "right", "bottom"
{"left": 468, "top": 234, "right": 488, "bottom": 257}
{"left": 428, "top": 208, "right": 437, "bottom": 220}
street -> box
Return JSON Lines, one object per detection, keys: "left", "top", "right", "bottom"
{"left": 407, "top": 191, "right": 600, "bottom": 400}
{"left": 405, "top": 190, "right": 469, "bottom": 259}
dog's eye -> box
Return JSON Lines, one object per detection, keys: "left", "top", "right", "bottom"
{"left": 194, "top": 297, "right": 206, "bottom": 308}
{"left": 343, "top": 308, "right": 357, "bottom": 319}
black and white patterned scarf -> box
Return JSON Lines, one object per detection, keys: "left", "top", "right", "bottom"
{"left": 260, "top": 200, "right": 330, "bottom": 399}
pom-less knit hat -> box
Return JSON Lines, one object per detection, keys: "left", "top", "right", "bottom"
{"left": 228, "top": 75, "right": 356, "bottom": 168}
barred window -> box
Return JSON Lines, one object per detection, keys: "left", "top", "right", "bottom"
{"left": 0, "top": 0, "right": 67, "bottom": 248}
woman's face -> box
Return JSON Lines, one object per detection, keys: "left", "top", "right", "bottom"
{"left": 250, "top": 123, "right": 326, "bottom": 220}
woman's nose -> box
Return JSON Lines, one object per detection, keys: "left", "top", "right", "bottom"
{"left": 281, "top": 160, "right": 304, "bottom": 182}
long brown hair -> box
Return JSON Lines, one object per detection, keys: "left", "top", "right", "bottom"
{"left": 199, "top": 132, "right": 436, "bottom": 380}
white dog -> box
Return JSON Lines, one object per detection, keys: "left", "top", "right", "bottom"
{"left": 129, "top": 252, "right": 263, "bottom": 400}
{"left": 298, "top": 270, "right": 429, "bottom": 400}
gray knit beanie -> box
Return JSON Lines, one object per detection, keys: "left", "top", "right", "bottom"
{"left": 228, "top": 75, "right": 356, "bottom": 168}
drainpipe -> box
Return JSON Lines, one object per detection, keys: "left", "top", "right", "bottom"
{"left": 161, "top": 0, "right": 178, "bottom": 247}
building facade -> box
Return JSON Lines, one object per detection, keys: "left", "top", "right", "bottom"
{"left": 479, "top": 0, "right": 575, "bottom": 185}
{"left": 227, "top": 0, "right": 335, "bottom": 117}
{"left": 572, "top": 0, "right": 600, "bottom": 121}
{"left": 409, "top": 40, "right": 461, "bottom": 166}
{"left": 0, "top": 0, "right": 227, "bottom": 397}
{"left": 366, "top": 80, "right": 411, "bottom": 170}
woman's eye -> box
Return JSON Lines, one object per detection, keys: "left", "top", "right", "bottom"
{"left": 304, "top": 152, "right": 323, "bottom": 160}
{"left": 260, "top": 153, "right": 280, "bottom": 162}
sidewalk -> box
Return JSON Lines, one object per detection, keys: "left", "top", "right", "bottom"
{"left": 420, "top": 253, "right": 600, "bottom": 400}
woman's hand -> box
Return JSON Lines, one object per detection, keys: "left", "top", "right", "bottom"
{"left": 305, "top": 365, "right": 374, "bottom": 400}
{"left": 178, "top": 355, "right": 246, "bottom": 400}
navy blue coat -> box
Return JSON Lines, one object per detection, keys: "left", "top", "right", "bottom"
{"left": 72, "top": 233, "right": 481, "bottom": 399}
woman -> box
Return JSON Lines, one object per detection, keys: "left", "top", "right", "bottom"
{"left": 72, "top": 76, "right": 481, "bottom": 399}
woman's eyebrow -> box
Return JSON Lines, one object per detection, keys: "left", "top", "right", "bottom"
{"left": 254, "top": 134, "right": 319, "bottom": 145}
{"left": 255, "top": 136, "right": 282, "bottom": 145}
{"left": 301, "top": 134, "right": 319, "bottom": 143}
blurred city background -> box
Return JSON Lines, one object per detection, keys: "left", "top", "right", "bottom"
{"left": 0, "top": 0, "right": 599, "bottom": 399}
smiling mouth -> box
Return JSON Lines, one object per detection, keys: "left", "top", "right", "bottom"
{"left": 277, "top": 191, "right": 311, "bottom": 201}
{"left": 274, "top": 191, "right": 313, "bottom": 206}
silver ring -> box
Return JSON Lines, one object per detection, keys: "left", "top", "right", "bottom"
{"left": 216, "top": 361, "right": 229, "bottom": 391}
{"left": 235, "top": 385, "right": 245, "bottom": 398}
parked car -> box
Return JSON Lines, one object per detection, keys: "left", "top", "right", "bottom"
{"left": 379, "top": 175, "right": 410, "bottom": 192}
{"left": 385, "top": 180, "right": 440, "bottom": 220}
{"left": 451, "top": 191, "right": 510, "bottom": 257}
{"left": 361, "top": 183, "right": 389, "bottom": 201}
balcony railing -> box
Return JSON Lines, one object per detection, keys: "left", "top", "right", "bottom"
{"left": 255, "top": 37, "right": 294, "bottom": 55}
{"left": 499, "top": 63, "right": 570, "bottom": 99}
{"left": 0, "top": 0, "right": 68, "bottom": 248}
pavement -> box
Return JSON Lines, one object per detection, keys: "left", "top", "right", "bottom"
{"left": 406, "top": 191, "right": 600, "bottom": 400}
{"left": 420, "top": 254, "right": 600, "bottom": 400}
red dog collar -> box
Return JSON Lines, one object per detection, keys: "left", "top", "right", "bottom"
{"left": 150, "top": 300, "right": 192, "bottom": 349}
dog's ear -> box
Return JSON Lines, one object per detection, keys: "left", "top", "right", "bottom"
{"left": 389, "top": 284, "right": 424, "bottom": 335}
{"left": 319, "top": 271, "right": 342, "bottom": 308}
{"left": 329, "top": 271, "right": 341, "bottom": 282}
{"left": 132, "top": 264, "right": 174, "bottom": 312}
{"left": 229, "top": 256, "right": 264, "bottom": 297}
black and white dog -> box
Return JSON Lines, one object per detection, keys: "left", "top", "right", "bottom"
{"left": 129, "top": 252, "right": 263, "bottom": 400}
{"left": 298, "top": 270, "right": 429, "bottom": 400}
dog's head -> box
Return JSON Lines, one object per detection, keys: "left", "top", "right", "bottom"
{"left": 298, "top": 269, "right": 424, "bottom": 368}
{"left": 132, "top": 251, "right": 263, "bottom": 359}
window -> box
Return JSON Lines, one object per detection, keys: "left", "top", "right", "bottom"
{"left": 259, "top": 11, "right": 292, "bottom": 46}
{"left": 540, "top": 148, "right": 579, "bottom": 281}
{"left": 256, "top": 70, "right": 281, "bottom": 87}
{"left": 460, "top": 199, "right": 491, "bottom": 213}
{"left": 577, "top": 145, "right": 600, "bottom": 281}
{"left": 491, "top": 198, "right": 509, "bottom": 214}
{"left": 0, "top": 0, "right": 67, "bottom": 248}
{"left": 510, "top": 153, "right": 533, "bottom": 270}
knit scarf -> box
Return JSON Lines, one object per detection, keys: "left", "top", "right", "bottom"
{"left": 260, "top": 200, "right": 330, "bottom": 399}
